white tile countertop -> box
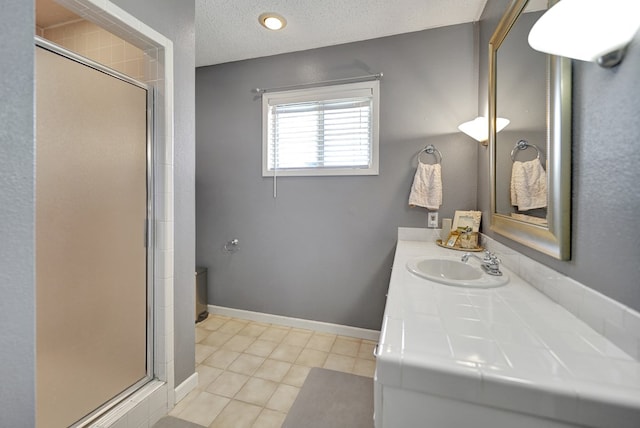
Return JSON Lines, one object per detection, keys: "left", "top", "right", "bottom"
{"left": 376, "top": 228, "right": 640, "bottom": 428}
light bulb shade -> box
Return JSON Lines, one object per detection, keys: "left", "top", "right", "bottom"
{"left": 259, "top": 13, "right": 287, "bottom": 31}
{"left": 458, "top": 116, "right": 510, "bottom": 142}
{"left": 528, "top": 0, "right": 640, "bottom": 63}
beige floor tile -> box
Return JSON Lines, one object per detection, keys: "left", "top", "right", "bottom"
{"left": 323, "top": 353, "right": 356, "bottom": 372}
{"left": 219, "top": 319, "right": 250, "bottom": 335}
{"left": 196, "top": 365, "right": 224, "bottom": 390}
{"left": 330, "top": 336, "right": 361, "bottom": 357}
{"left": 252, "top": 408, "right": 287, "bottom": 428}
{"left": 358, "top": 340, "right": 377, "bottom": 360}
{"left": 211, "top": 314, "right": 232, "bottom": 320}
{"left": 205, "top": 371, "right": 249, "bottom": 398}
{"left": 177, "top": 316, "right": 377, "bottom": 427}
{"left": 199, "top": 316, "right": 227, "bottom": 331}
{"left": 203, "top": 349, "right": 241, "bottom": 370}
{"left": 195, "top": 327, "right": 210, "bottom": 343}
{"left": 237, "top": 322, "right": 270, "bottom": 337}
{"left": 195, "top": 344, "right": 218, "bottom": 364}
{"left": 174, "top": 391, "right": 229, "bottom": 427}
{"left": 209, "top": 400, "right": 262, "bottom": 428}
{"left": 294, "top": 348, "right": 328, "bottom": 367}
{"left": 222, "top": 334, "right": 256, "bottom": 352}
{"left": 245, "top": 339, "right": 279, "bottom": 358}
{"left": 281, "top": 364, "right": 311, "bottom": 388}
{"left": 282, "top": 329, "right": 312, "bottom": 347}
{"left": 234, "top": 377, "right": 278, "bottom": 406}
{"left": 269, "top": 343, "right": 303, "bottom": 363}
{"left": 265, "top": 384, "right": 300, "bottom": 413}
{"left": 306, "top": 332, "right": 336, "bottom": 352}
{"left": 352, "top": 358, "right": 376, "bottom": 377}
{"left": 169, "top": 389, "right": 199, "bottom": 416}
{"left": 253, "top": 359, "right": 292, "bottom": 382}
{"left": 259, "top": 326, "right": 291, "bottom": 343}
{"left": 201, "top": 330, "right": 234, "bottom": 348}
{"left": 227, "top": 353, "right": 265, "bottom": 376}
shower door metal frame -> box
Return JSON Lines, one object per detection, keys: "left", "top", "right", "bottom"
{"left": 35, "top": 36, "right": 156, "bottom": 427}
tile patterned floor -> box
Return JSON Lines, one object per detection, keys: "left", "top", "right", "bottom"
{"left": 169, "top": 314, "right": 377, "bottom": 428}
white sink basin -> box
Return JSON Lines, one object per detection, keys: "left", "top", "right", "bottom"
{"left": 406, "top": 257, "right": 509, "bottom": 288}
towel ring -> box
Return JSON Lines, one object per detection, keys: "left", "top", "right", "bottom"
{"left": 418, "top": 144, "right": 443, "bottom": 164}
{"left": 510, "top": 139, "right": 541, "bottom": 161}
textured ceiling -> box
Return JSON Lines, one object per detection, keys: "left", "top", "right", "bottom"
{"left": 36, "top": 0, "right": 549, "bottom": 69}
{"left": 196, "top": 0, "right": 490, "bottom": 67}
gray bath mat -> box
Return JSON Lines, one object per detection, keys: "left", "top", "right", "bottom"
{"left": 152, "top": 416, "right": 206, "bottom": 428}
{"left": 282, "top": 367, "right": 374, "bottom": 428}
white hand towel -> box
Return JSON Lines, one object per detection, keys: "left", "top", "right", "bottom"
{"left": 408, "top": 163, "right": 442, "bottom": 210}
{"left": 510, "top": 159, "right": 547, "bottom": 211}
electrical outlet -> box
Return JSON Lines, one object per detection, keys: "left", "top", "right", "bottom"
{"left": 428, "top": 212, "right": 438, "bottom": 228}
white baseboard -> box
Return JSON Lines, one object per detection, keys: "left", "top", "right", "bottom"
{"left": 174, "top": 372, "right": 198, "bottom": 404}
{"left": 207, "top": 305, "right": 380, "bottom": 342}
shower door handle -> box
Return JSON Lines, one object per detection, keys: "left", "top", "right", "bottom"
{"left": 144, "top": 218, "right": 149, "bottom": 248}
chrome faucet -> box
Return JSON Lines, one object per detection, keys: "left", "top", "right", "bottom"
{"left": 461, "top": 250, "right": 503, "bottom": 276}
{"left": 461, "top": 252, "right": 485, "bottom": 263}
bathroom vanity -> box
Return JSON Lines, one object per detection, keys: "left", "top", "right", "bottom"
{"left": 374, "top": 228, "right": 640, "bottom": 428}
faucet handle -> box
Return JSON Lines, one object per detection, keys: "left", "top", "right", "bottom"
{"left": 482, "top": 250, "right": 501, "bottom": 265}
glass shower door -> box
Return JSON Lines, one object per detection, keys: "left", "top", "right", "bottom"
{"left": 35, "top": 44, "right": 151, "bottom": 428}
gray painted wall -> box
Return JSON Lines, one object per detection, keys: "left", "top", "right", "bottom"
{"left": 479, "top": 0, "right": 640, "bottom": 311}
{"left": 0, "top": 2, "right": 36, "bottom": 426}
{"left": 112, "top": 0, "right": 197, "bottom": 386}
{"left": 196, "top": 25, "right": 478, "bottom": 330}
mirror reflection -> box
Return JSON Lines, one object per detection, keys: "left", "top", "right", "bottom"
{"left": 489, "top": 0, "right": 572, "bottom": 260}
{"left": 495, "top": 4, "right": 548, "bottom": 224}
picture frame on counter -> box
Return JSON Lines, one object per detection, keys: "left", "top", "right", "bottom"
{"left": 452, "top": 210, "right": 482, "bottom": 233}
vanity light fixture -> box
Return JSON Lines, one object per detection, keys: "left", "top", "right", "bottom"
{"left": 528, "top": 0, "right": 640, "bottom": 68}
{"left": 458, "top": 116, "right": 510, "bottom": 145}
{"left": 259, "top": 12, "right": 287, "bottom": 31}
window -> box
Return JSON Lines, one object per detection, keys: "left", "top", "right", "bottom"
{"left": 262, "top": 81, "right": 379, "bottom": 176}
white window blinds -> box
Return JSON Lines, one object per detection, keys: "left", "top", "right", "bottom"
{"left": 262, "top": 81, "right": 379, "bottom": 177}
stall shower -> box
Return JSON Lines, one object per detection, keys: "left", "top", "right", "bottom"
{"left": 35, "top": 40, "right": 152, "bottom": 427}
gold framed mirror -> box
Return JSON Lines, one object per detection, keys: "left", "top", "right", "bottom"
{"left": 489, "top": 0, "right": 571, "bottom": 260}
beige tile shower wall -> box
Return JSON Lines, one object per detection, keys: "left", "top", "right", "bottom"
{"left": 42, "top": 20, "right": 145, "bottom": 81}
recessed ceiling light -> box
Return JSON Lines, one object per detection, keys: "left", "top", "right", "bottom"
{"left": 259, "top": 13, "right": 287, "bottom": 31}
